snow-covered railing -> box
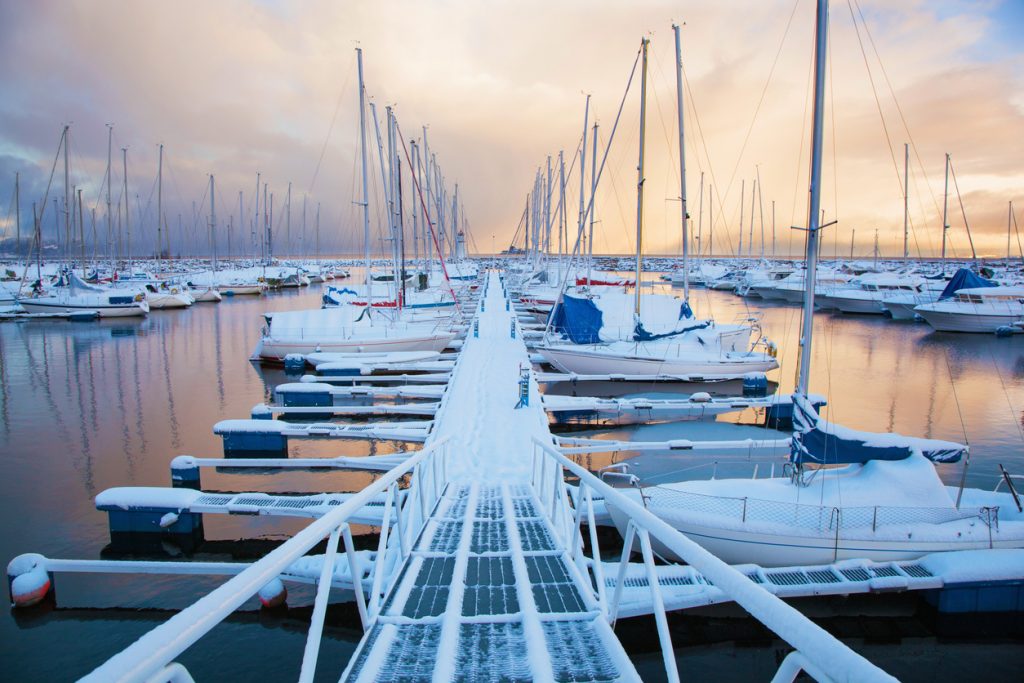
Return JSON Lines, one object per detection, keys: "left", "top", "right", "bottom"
{"left": 530, "top": 435, "right": 897, "bottom": 683}
{"left": 81, "top": 436, "right": 451, "bottom": 683}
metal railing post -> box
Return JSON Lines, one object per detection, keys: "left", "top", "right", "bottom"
{"left": 298, "top": 525, "right": 342, "bottom": 683}
{"left": 638, "top": 528, "right": 680, "bottom": 683}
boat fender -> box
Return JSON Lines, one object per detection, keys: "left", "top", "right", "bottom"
{"left": 690, "top": 392, "right": 712, "bottom": 403}
{"left": 995, "top": 326, "right": 1014, "bottom": 337}
{"left": 258, "top": 577, "right": 287, "bottom": 608}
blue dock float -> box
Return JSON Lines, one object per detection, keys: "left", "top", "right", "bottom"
{"left": 95, "top": 488, "right": 206, "bottom": 553}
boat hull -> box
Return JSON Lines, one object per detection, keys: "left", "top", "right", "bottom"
{"left": 258, "top": 332, "right": 456, "bottom": 362}
{"left": 538, "top": 344, "right": 778, "bottom": 378}
{"left": 914, "top": 309, "right": 1021, "bottom": 333}
{"left": 607, "top": 501, "right": 1024, "bottom": 567}
{"left": 17, "top": 299, "right": 149, "bottom": 318}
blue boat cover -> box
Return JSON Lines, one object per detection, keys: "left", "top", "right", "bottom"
{"left": 549, "top": 294, "right": 604, "bottom": 343}
{"left": 789, "top": 394, "right": 965, "bottom": 466}
{"left": 551, "top": 294, "right": 709, "bottom": 343}
{"left": 938, "top": 268, "right": 996, "bottom": 301}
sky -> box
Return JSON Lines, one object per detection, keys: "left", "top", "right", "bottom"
{"left": 0, "top": 0, "right": 1021, "bottom": 259}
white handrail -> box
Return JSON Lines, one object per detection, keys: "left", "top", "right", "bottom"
{"left": 82, "top": 436, "right": 450, "bottom": 683}
{"left": 531, "top": 436, "right": 896, "bottom": 683}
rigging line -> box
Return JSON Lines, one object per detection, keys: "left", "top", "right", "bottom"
{"left": 845, "top": 0, "right": 915, "bottom": 259}
{"left": 852, "top": 0, "right": 944, "bottom": 228}
{"left": 716, "top": 0, "right": 802, "bottom": 214}
{"left": 719, "top": 0, "right": 802, "bottom": 203}
{"left": 788, "top": 28, "right": 815, "bottom": 255}
{"left": 948, "top": 158, "right": 977, "bottom": 260}
{"left": 941, "top": 350, "right": 971, "bottom": 448}
{"left": 680, "top": 63, "right": 735, "bottom": 257}
{"left": 309, "top": 55, "right": 357, "bottom": 195}
{"left": 1013, "top": 203, "right": 1023, "bottom": 261}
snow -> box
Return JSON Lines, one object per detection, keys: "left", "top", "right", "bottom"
{"left": 426, "top": 273, "right": 550, "bottom": 482}
{"left": 667, "top": 452, "right": 955, "bottom": 510}
{"left": 275, "top": 382, "right": 334, "bottom": 394}
{"left": 213, "top": 419, "right": 288, "bottom": 434}
{"left": 920, "top": 549, "right": 1024, "bottom": 583}
{"left": 11, "top": 566, "right": 49, "bottom": 596}
{"left": 95, "top": 487, "right": 202, "bottom": 510}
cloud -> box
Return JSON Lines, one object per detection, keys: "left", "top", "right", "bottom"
{"left": 0, "top": 0, "right": 1019, "bottom": 257}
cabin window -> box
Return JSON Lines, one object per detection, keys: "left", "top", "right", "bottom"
{"left": 109, "top": 296, "right": 133, "bottom": 305}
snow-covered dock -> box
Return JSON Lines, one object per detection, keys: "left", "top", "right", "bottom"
{"left": 212, "top": 418, "right": 432, "bottom": 455}
{"left": 34, "top": 273, "right": 920, "bottom": 682}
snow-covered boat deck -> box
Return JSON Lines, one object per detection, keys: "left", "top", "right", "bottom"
{"left": 341, "top": 270, "right": 642, "bottom": 681}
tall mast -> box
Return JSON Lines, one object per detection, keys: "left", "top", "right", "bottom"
{"left": 106, "top": 124, "right": 113, "bottom": 265}
{"left": 356, "top": 48, "right": 372, "bottom": 295}
{"left": 738, "top": 179, "right": 745, "bottom": 258}
{"left": 589, "top": 123, "right": 598, "bottom": 278}
{"left": 756, "top": 165, "right": 765, "bottom": 260}
{"left": 941, "top": 152, "right": 950, "bottom": 274}
{"left": 697, "top": 171, "right": 704, "bottom": 257}
{"left": 411, "top": 141, "right": 420, "bottom": 268}
{"left": 253, "top": 172, "right": 261, "bottom": 263}
{"left": 285, "top": 181, "right": 291, "bottom": 259}
{"left": 903, "top": 142, "right": 909, "bottom": 259}
{"left": 14, "top": 171, "right": 19, "bottom": 248}
{"left": 795, "top": 0, "right": 830, "bottom": 398}
{"left": 123, "top": 146, "right": 131, "bottom": 273}
{"left": 63, "top": 125, "right": 70, "bottom": 265}
{"left": 771, "top": 199, "right": 776, "bottom": 259}
{"left": 210, "top": 174, "right": 217, "bottom": 272}
{"left": 577, "top": 95, "right": 590, "bottom": 285}
{"left": 672, "top": 23, "right": 690, "bottom": 302}
{"left": 157, "top": 143, "right": 163, "bottom": 265}
{"left": 634, "top": 37, "right": 649, "bottom": 318}
{"left": 1009, "top": 201, "right": 1014, "bottom": 262}
{"left": 315, "top": 203, "right": 321, "bottom": 267}
{"left": 748, "top": 176, "right": 756, "bottom": 258}
{"left": 78, "top": 188, "right": 85, "bottom": 276}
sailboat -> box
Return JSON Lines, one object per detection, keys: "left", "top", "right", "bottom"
{"left": 538, "top": 31, "right": 777, "bottom": 379}
{"left": 18, "top": 270, "right": 149, "bottom": 318}
{"left": 604, "top": 6, "right": 1024, "bottom": 567}
{"left": 255, "top": 48, "right": 457, "bottom": 362}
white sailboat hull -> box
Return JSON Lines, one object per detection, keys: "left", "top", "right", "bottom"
{"left": 914, "top": 309, "right": 1021, "bottom": 333}
{"left": 538, "top": 344, "right": 777, "bottom": 378}
{"left": 17, "top": 298, "right": 149, "bottom": 318}
{"left": 258, "top": 331, "right": 456, "bottom": 362}
{"left": 607, "top": 502, "right": 1024, "bottom": 566}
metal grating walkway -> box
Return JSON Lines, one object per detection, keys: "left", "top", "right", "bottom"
{"left": 343, "top": 482, "right": 635, "bottom": 682}
{"left": 341, "top": 272, "right": 640, "bottom": 681}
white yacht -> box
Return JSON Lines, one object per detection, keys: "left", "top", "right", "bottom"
{"left": 914, "top": 286, "right": 1024, "bottom": 333}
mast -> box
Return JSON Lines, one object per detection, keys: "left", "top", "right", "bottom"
{"left": 697, "top": 171, "right": 704, "bottom": 258}
{"left": 210, "top": 174, "right": 217, "bottom": 272}
{"left": 771, "top": 199, "right": 776, "bottom": 259}
{"left": 708, "top": 184, "right": 713, "bottom": 257}
{"left": 1010, "top": 201, "right": 1015, "bottom": 262}
{"left": 157, "top": 143, "right": 163, "bottom": 265}
{"left": 315, "top": 203, "right": 320, "bottom": 268}
{"left": 673, "top": 23, "right": 689, "bottom": 302}
{"left": 748, "top": 176, "right": 756, "bottom": 258}
{"left": 795, "top": 0, "right": 830, "bottom": 398}
{"left": 589, "top": 123, "right": 597, "bottom": 278}
{"left": 13, "top": 171, "right": 18, "bottom": 248}
{"left": 78, "top": 188, "right": 85, "bottom": 276}
{"left": 285, "top": 181, "right": 291, "bottom": 260}
{"left": 253, "top": 172, "right": 261, "bottom": 264}
{"left": 756, "top": 165, "right": 765, "bottom": 260}
{"left": 411, "top": 141, "right": 419, "bottom": 268}
{"left": 63, "top": 125, "right": 70, "bottom": 266}
{"left": 738, "top": 179, "right": 744, "bottom": 258}
{"left": 634, "top": 37, "right": 649, "bottom": 318}
{"left": 356, "top": 48, "right": 372, "bottom": 296}
{"left": 106, "top": 124, "right": 113, "bottom": 265}
{"left": 123, "top": 147, "right": 132, "bottom": 274}
{"left": 903, "top": 142, "right": 909, "bottom": 259}
{"left": 941, "top": 152, "right": 950, "bottom": 274}
{"left": 577, "top": 95, "right": 590, "bottom": 285}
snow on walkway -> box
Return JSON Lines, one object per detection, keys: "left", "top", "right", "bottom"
{"left": 341, "top": 272, "right": 641, "bottom": 682}
{"left": 426, "top": 270, "right": 548, "bottom": 482}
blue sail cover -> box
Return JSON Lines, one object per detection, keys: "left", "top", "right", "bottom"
{"left": 789, "top": 394, "right": 965, "bottom": 466}
{"left": 938, "top": 268, "right": 996, "bottom": 301}
{"left": 549, "top": 294, "right": 604, "bottom": 344}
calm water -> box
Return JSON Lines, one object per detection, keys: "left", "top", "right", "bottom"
{"left": 2, "top": 274, "right": 1023, "bottom": 680}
